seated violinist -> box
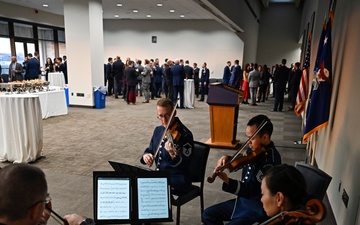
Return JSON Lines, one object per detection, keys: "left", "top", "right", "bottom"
{"left": 259, "top": 164, "right": 325, "bottom": 225}
{"left": 140, "top": 98, "right": 194, "bottom": 193}
{"left": 202, "top": 114, "right": 282, "bottom": 225}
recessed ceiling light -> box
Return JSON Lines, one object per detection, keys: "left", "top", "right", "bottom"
{"left": 133, "top": 9, "right": 139, "bottom": 13}
{"left": 42, "top": 4, "right": 48, "bottom": 7}
{"left": 116, "top": 3, "right": 122, "bottom": 7}
{"left": 180, "top": 15, "right": 185, "bottom": 18}
{"left": 114, "top": 14, "right": 119, "bottom": 18}
{"left": 169, "top": 9, "right": 175, "bottom": 13}
{"left": 146, "top": 15, "right": 152, "bottom": 18}
{"left": 157, "top": 3, "right": 163, "bottom": 7}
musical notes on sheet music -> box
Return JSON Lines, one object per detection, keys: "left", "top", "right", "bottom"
{"left": 97, "top": 178, "right": 130, "bottom": 219}
{"left": 137, "top": 178, "right": 169, "bottom": 219}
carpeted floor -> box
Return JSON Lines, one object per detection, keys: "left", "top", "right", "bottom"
{"left": 0, "top": 93, "right": 335, "bottom": 225}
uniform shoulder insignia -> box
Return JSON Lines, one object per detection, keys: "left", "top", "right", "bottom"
{"left": 182, "top": 143, "right": 192, "bottom": 157}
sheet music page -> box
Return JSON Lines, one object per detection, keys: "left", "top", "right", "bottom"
{"left": 137, "top": 177, "right": 169, "bottom": 219}
{"left": 97, "top": 177, "right": 130, "bottom": 219}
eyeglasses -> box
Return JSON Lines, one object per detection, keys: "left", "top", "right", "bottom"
{"left": 157, "top": 114, "right": 170, "bottom": 120}
{"left": 29, "top": 193, "right": 51, "bottom": 209}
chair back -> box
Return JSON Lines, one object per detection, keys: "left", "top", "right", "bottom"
{"left": 1, "top": 74, "right": 9, "bottom": 83}
{"left": 295, "top": 162, "right": 332, "bottom": 200}
{"left": 189, "top": 141, "right": 210, "bottom": 183}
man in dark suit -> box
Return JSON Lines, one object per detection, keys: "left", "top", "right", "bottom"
{"left": 25, "top": 52, "right": 41, "bottom": 80}
{"left": 183, "top": 60, "right": 193, "bottom": 79}
{"left": 199, "top": 62, "right": 209, "bottom": 101}
{"left": 193, "top": 63, "right": 200, "bottom": 98}
{"left": 106, "top": 57, "right": 114, "bottom": 96}
{"left": 113, "top": 56, "right": 125, "bottom": 98}
{"left": 223, "top": 61, "right": 231, "bottom": 85}
{"left": 9, "top": 56, "right": 23, "bottom": 81}
{"left": 171, "top": 59, "right": 185, "bottom": 108}
{"left": 229, "top": 59, "right": 242, "bottom": 90}
{"left": 272, "top": 58, "right": 290, "bottom": 112}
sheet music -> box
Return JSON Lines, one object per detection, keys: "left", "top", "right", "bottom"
{"left": 97, "top": 177, "right": 130, "bottom": 219}
{"left": 137, "top": 177, "right": 169, "bottom": 219}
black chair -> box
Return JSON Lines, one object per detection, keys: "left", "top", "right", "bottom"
{"left": 295, "top": 162, "right": 332, "bottom": 200}
{"left": 1, "top": 74, "right": 10, "bottom": 83}
{"left": 171, "top": 141, "right": 210, "bottom": 225}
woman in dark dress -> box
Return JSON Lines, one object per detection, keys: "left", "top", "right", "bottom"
{"left": 44, "top": 57, "right": 54, "bottom": 81}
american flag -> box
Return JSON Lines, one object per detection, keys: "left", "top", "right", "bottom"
{"left": 294, "top": 33, "right": 312, "bottom": 116}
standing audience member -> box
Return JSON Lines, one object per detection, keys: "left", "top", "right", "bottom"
{"left": 113, "top": 56, "right": 125, "bottom": 99}
{"left": 199, "top": 62, "right": 209, "bottom": 102}
{"left": 288, "top": 62, "right": 302, "bottom": 110}
{"left": 136, "top": 59, "right": 144, "bottom": 97}
{"left": 272, "top": 59, "right": 290, "bottom": 112}
{"left": 223, "top": 61, "right": 231, "bottom": 85}
{"left": 44, "top": 57, "right": 54, "bottom": 81}
{"left": 242, "top": 63, "right": 250, "bottom": 104}
{"left": 106, "top": 57, "right": 114, "bottom": 96}
{"left": 184, "top": 60, "right": 194, "bottom": 79}
{"left": 171, "top": 59, "right": 185, "bottom": 108}
{"left": 125, "top": 60, "right": 137, "bottom": 104}
{"left": 229, "top": 59, "right": 242, "bottom": 90}
{"left": 258, "top": 64, "right": 271, "bottom": 102}
{"left": 62, "top": 55, "right": 68, "bottom": 84}
{"left": 248, "top": 63, "right": 261, "bottom": 106}
{"left": 193, "top": 62, "right": 200, "bottom": 98}
{"left": 153, "top": 62, "right": 163, "bottom": 98}
{"left": 141, "top": 59, "right": 152, "bottom": 103}
{"left": 25, "top": 52, "right": 41, "bottom": 80}
{"left": 202, "top": 115, "right": 282, "bottom": 225}
{"left": 9, "top": 56, "right": 23, "bottom": 81}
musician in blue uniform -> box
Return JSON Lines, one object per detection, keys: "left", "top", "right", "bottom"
{"left": 140, "top": 98, "right": 194, "bottom": 193}
{"left": 202, "top": 114, "right": 282, "bottom": 225}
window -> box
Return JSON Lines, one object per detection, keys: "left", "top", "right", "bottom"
{"left": 58, "top": 30, "right": 65, "bottom": 42}
{"left": 14, "top": 22, "right": 33, "bottom": 38}
{"left": 0, "top": 37, "right": 11, "bottom": 74}
{"left": 38, "top": 27, "right": 54, "bottom": 41}
{"left": 0, "top": 21, "right": 9, "bottom": 36}
{"left": 39, "top": 40, "right": 55, "bottom": 67}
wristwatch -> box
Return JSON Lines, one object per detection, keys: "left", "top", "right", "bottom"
{"left": 80, "top": 218, "right": 95, "bottom": 225}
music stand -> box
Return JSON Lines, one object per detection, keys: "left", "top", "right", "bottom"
{"left": 108, "top": 160, "right": 153, "bottom": 173}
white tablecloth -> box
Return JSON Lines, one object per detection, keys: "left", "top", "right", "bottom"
{"left": 48, "top": 72, "right": 65, "bottom": 87}
{"left": 33, "top": 90, "right": 68, "bottom": 119}
{"left": 184, "top": 79, "right": 195, "bottom": 108}
{"left": 0, "top": 94, "right": 43, "bottom": 163}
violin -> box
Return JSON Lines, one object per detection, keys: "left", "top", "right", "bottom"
{"left": 207, "top": 119, "right": 268, "bottom": 183}
{"left": 164, "top": 122, "right": 181, "bottom": 153}
{"left": 259, "top": 199, "right": 326, "bottom": 225}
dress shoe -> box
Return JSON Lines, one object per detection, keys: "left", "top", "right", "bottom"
{"left": 270, "top": 109, "right": 278, "bottom": 112}
{"left": 142, "top": 100, "right": 149, "bottom": 103}
{"left": 198, "top": 99, "right": 204, "bottom": 102}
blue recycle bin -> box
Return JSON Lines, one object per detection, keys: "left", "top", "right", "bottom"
{"left": 94, "top": 90, "right": 106, "bottom": 109}
{"left": 64, "top": 87, "right": 70, "bottom": 107}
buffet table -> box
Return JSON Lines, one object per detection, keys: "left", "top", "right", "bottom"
{"left": 33, "top": 90, "right": 68, "bottom": 119}
{"left": 183, "top": 79, "right": 195, "bottom": 108}
{"left": 0, "top": 94, "right": 43, "bottom": 163}
{"left": 48, "top": 72, "right": 65, "bottom": 87}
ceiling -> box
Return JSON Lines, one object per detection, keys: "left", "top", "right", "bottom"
{"left": 0, "top": 0, "right": 298, "bottom": 20}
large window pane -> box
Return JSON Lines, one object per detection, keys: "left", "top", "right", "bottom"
{"left": 0, "top": 37, "right": 11, "bottom": 74}
{"left": 0, "top": 21, "right": 9, "bottom": 36}
{"left": 38, "top": 27, "right": 54, "bottom": 40}
{"left": 39, "top": 40, "right": 55, "bottom": 67}
{"left": 59, "top": 42, "right": 66, "bottom": 57}
{"left": 58, "top": 30, "right": 65, "bottom": 42}
{"left": 15, "top": 42, "right": 25, "bottom": 63}
{"left": 14, "top": 22, "right": 33, "bottom": 38}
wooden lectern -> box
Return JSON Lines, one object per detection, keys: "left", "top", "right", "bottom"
{"left": 206, "top": 83, "right": 243, "bottom": 148}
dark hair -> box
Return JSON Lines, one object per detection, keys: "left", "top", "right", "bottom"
{"left": 295, "top": 62, "right": 301, "bottom": 68}
{"left": 185, "top": 60, "right": 189, "bottom": 64}
{"left": 157, "top": 98, "right": 174, "bottom": 111}
{"left": 235, "top": 59, "right": 239, "bottom": 65}
{"left": 281, "top": 59, "right": 287, "bottom": 65}
{"left": 247, "top": 114, "right": 273, "bottom": 137}
{"left": 108, "top": 57, "right": 112, "bottom": 62}
{"left": 145, "top": 59, "right": 150, "bottom": 64}
{"left": 193, "top": 63, "right": 197, "bottom": 67}
{"left": 264, "top": 164, "right": 307, "bottom": 207}
{"left": 138, "top": 59, "right": 142, "bottom": 65}
{"left": 0, "top": 164, "right": 47, "bottom": 221}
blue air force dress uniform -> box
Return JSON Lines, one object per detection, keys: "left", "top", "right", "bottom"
{"left": 202, "top": 141, "right": 281, "bottom": 225}
{"left": 140, "top": 117, "right": 194, "bottom": 193}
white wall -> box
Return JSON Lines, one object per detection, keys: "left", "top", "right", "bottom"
{"left": 256, "top": 3, "right": 302, "bottom": 67}
{"left": 103, "top": 19, "right": 244, "bottom": 79}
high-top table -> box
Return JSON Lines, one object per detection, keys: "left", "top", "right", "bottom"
{"left": 33, "top": 90, "right": 68, "bottom": 119}
{"left": 48, "top": 72, "right": 65, "bottom": 87}
{"left": 183, "top": 79, "right": 195, "bottom": 108}
{"left": 0, "top": 94, "right": 43, "bottom": 163}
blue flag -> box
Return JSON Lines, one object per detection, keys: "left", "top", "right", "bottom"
{"left": 303, "top": 16, "right": 333, "bottom": 143}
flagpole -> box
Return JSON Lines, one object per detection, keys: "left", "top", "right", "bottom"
{"left": 311, "top": 131, "right": 318, "bottom": 166}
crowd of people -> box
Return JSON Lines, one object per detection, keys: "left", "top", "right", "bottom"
{"left": 0, "top": 52, "right": 68, "bottom": 84}
{"left": 104, "top": 57, "right": 209, "bottom": 106}
{"left": 222, "top": 59, "right": 302, "bottom": 112}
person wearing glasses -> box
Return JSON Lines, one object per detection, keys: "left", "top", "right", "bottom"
{"left": 140, "top": 98, "right": 194, "bottom": 193}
